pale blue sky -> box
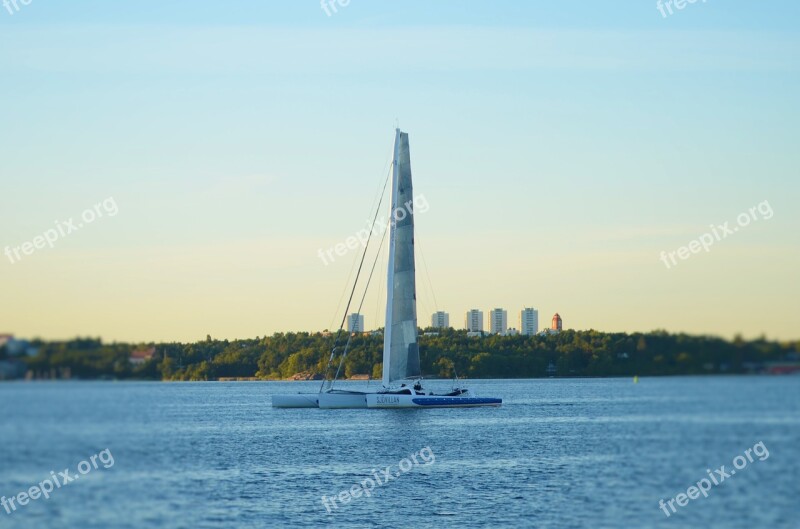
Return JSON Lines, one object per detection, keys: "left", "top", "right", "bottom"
{"left": 1, "top": 1, "right": 798, "bottom": 342}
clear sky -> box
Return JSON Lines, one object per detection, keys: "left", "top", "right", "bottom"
{"left": 1, "top": 1, "right": 798, "bottom": 343}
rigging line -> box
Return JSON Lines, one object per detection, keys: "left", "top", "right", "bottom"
{"left": 367, "top": 145, "right": 395, "bottom": 226}
{"left": 319, "top": 161, "right": 393, "bottom": 392}
{"left": 327, "top": 145, "right": 393, "bottom": 332}
{"left": 322, "top": 247, "right": 360, "bottom": 387}
{"left": 416, "top": 235, "right": 439, "bottom": 313}
{"left": 331, "top": 150, "right": 393, "bottom": 334}
{"left": 331, "top": 218, "right": 390, "bottom": 388}
{"left": 328, "top": 238, "right": 362, "bottom": 332}
{"left": 373, "top": 220, "right": 388, "bottom": 331}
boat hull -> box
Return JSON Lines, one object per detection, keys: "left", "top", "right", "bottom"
{"left": 273, "top": 391, "right": 501, "bottom": 409}
{"left": 318, "top": 391, "right": 368, "bottom": 409}
{"left": 272, "top": 394, "right": 320, "bottom": 408}
{"left": 366, "top": 394, "right": 502, "bottom": 408}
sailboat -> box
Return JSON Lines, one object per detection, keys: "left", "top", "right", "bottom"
{"left": 272, "top": 129, "right": 502, "bottom": 409}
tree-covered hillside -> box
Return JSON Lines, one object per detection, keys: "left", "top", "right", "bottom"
{"left": 8, "top": 329, "right": 798, "bottom": 381}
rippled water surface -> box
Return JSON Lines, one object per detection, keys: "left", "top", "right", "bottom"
{"left": 1, "top": 377, "right": 798, "bottom": 528}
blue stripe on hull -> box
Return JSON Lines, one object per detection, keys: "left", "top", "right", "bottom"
{"left": 411, "top": 397, "right": 502, "bottom": 407}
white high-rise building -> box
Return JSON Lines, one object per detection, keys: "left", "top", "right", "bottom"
{"left": 347, "top": 313, "right": 365, "bottom": 332}
{"left": 489, "top": 308, "right": 508, "bottom": 335}
{"left": 431, "top": 311, "right": 450, "bottom": 329}
{"left": 465, "top": 309, "right": 484, "bottom": 332}
{"left": 520, "top": 308, "right": 539, "bottom": 336}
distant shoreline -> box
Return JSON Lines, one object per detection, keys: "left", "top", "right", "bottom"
{"left": 4, "top": 373, "right": 800, "bottom": 384}
{"left": 3, "top": 329, "right": 798, "bottom": 382}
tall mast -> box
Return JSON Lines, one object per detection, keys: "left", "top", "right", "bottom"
{"left": 382, "top": 129, "right": 401, "bottom": 387}
{"left": 381, "top": 129, "right": 421, "bottom": 387}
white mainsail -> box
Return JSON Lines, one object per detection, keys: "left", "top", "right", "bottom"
{"left": 382, "top": 129, "right": 421, "bottom": 387}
